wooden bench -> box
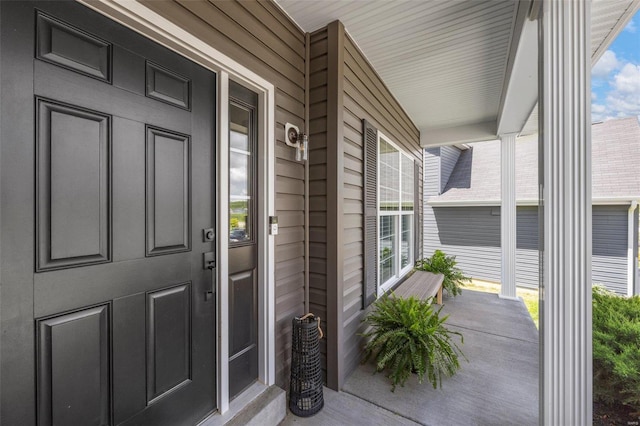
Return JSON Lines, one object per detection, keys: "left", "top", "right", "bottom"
{"left": 393, "top": 271, "right": 445, "bottom": 305}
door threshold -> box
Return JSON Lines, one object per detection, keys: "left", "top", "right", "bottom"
{"left": 197, "top": 382, "right": 268, "bottom": 426}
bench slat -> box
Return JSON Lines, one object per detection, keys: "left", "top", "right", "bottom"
{"left": 393, "top": 271, "right": 444, "bottom": 304}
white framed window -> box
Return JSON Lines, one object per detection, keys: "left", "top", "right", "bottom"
{"left": 377, "top": 132, "right": 414, "bottom": 294}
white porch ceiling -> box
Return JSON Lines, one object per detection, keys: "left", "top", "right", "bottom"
{"left": 276, "top": 0, "right": 640, "bottom": 146}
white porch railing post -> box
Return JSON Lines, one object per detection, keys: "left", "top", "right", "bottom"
{"left": 539, "top": 0, "right": 592, "bottom": 424}
{"left": 500, "top": 133, "right": 518, "bottom": 300}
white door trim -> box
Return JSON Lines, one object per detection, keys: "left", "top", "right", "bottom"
{"left": 77, "top": 0, "right": 277, "bottom": 416}
{"left": 218, "top": 72, "right": 231, "bottom": 413}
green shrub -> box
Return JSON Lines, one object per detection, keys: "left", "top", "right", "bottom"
{"left": 592, "top": 286, "right": 640, "bottom": 412}
{"left": 415, "top": 250, "right": 470, "bottom": 297}
{"left": 362, "top": 293, "right": 465, "bottom": 391}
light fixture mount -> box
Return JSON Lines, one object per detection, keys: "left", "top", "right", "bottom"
{"left": 284, "top": 122, "right": 308, "bottom": 162}
{"left": 285, "top": 123, "right": 300, "bottom": 148}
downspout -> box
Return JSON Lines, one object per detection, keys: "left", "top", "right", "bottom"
{"left": 304, "top": 32, "right": 310, "bottom": 312}
{"left": 627, "top": 200, "right": 638, "bottom": 296}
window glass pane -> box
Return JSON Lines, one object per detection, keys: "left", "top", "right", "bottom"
{"left": 229, "top": 103, "right": 252, "bottom": 243}
{"left": 230, "top": 151, "right": 250, "bottom": 198}
{"left": 230, "top": 105, "right": 250, "bottom": 151}
{"left": 401, "top": 215, "right": 412, "bottom": 269}
{"left": 379, "top": 138, "right": 399, "bottom": 211}
{"left": 401, "top": 155, "right": 414, "bottom": 211}
{"left": 379, "top": 215, "right": 396, "bottom": 284}
{"left": 230, "top": 199, "right": 249, "bottom": 242}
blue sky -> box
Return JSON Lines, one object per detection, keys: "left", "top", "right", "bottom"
{"left": 591, "top": 10, "right": 640, "bottom": 122}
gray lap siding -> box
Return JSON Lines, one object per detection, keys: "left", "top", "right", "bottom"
{"left": 423, "top": 205, "right": 631, "bottom": 294}
{"left": 309, "top": 21, "right": 422, "bottom": 389}
{"left": 341, "top": 31, "right": 421, "bottom": 386}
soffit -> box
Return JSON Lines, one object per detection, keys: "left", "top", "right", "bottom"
{"left": 276, "top": 0, "right": 639, "bottom": 143}
{"left": 592, "top": 0, "right": 639, "bottom": 60}
{"left": 277, "top": 0, "right": 518, "bottom": 131}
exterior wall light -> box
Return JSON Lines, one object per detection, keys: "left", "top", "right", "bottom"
{"left": 285, "top": 123, "right": 308, "bottom": 161}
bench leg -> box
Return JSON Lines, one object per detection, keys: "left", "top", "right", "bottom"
{"left": 437, "top": 286, "right": 443, "bottom": 305}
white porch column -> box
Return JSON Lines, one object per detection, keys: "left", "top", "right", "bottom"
{"left": 540, "top": 0, "right": 592, "bottom": 424}
{"left": 500, "top": 133, "right": 518, "bottom": 299}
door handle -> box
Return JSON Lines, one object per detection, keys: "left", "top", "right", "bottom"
{"left": 204, "top": 267, "right": 215, "bottom": 301}
{"left": 203, "top": 252, "right": 215, "bottom": 301}
{"left": 203, "top": 252, "right": 215, "bottom": 270}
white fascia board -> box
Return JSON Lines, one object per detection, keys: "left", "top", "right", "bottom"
{"left": 496, "top": 14, "right": 538, "bottom": 135}
{"left": 420, "top": 121, "right": 497, "bottom": 147}
{"left": 427, "top": 199, "right": 538, "bottom": 207}
{"left": 593, "top": 197, "right": 640, "bottom": 205}
{"left": 428, "top": 199, "right": 501, "bottom": 207}
{"left": 428, "top": 197, "right": 638, "bottom": 207}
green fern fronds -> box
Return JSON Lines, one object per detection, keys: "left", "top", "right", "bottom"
{"left": 415, "top": 250, "right": 470, "bottom": 297}
{"left": 361, "top": 293, "right": 465, "bottom": 391}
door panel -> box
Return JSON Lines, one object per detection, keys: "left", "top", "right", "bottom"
{"left": 146, "top": 126, "right": 191, "bottom": 255}
{"left": 146, "top": 62, "right": 191, "bottom": 109}
{"left": 36, "top": 11, "right": 112, "bottom": 82}
{"left": 1, "top": 2, "right": 217, "bottom": 425}
{"left": 36, "top": 99, "right": 111, "bottom": 270}
{"left": 37, "top": 305, "right": 111, "bottom": 426}
{"left": 230, "top": 270, "right": 257, "bottom": 354}
{"left": 228, "top": 81, "right": 259, "bottom": 400}
{"left": 146, "top": 284, "right": 192, "bottom": 403}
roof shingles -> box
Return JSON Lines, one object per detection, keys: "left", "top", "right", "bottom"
{"left": 430, "top": 117, "right": 640, "bottom": 204}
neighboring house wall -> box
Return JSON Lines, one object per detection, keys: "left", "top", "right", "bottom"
{"left": 592, "top": 206, "right": 629, "bottom": 294}
{"left": 309, "top": 21, "right": 422, "bottom": 389}
{"left": 440, "top": 146, "right": 461, "bottom": 193}
{"left": 424, "top": 205, "right": 632, "bottom": 294}
{"left": 424, "top": 148, "right": 441, "bottom": 196}
{"left": 426, "top": 206, "right": 502, "bottom": 283}
{"left": 143, "top": 0, "right": 306, "bottom": 388}
{"left": 515, "top": 207, "right": 539, "bottom": 287}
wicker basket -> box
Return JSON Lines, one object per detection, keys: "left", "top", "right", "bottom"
{"left": 289, "top": 314, "right": 324, "bottom": 417}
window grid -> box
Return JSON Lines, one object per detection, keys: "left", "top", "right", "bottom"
{"left": 377, "top": 132, "right": 414, "bottom": 293}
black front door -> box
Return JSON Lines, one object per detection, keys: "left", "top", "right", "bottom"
{"left": 227, "top": 81, "right": 259, "bottom": 399}
{"left": 1, "top": 2, "right": 217, "bottom": 425}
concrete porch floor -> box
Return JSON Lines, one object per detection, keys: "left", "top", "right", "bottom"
{"left": 281, "top": 290, "right": 539, "bottom": 426}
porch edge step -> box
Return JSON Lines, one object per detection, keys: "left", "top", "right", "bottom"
{"left": 226, "top": 385, "right": 286, "bottom": 426}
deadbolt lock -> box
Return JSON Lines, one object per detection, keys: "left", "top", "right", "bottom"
{"left": 203, "top": 228, "right": 214, "bottom": 242}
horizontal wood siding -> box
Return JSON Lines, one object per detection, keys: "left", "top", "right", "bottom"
{"left": 515, "top": 207, "right": 539, "bottom": 288}
{"left": 341, "top": 30, "right": 421, "bottom": 384}
{"left": 141, "top": 0, "right": 306, "bottom": 388}
{"left": 308, "top": 27, "right": 329, "bottom": 381}
{"left": 593, "top": 206, "right": 628, "bottom": 294}
{"left": 426, "top": 206, "right": 502, "bottom": 283}
{"left": 424, "top": 205, "right": 630, "bottom": 294}
{"left": 439, "top": 146, "right": 461, "bottom": 192}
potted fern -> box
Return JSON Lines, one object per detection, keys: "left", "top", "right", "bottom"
{"left": 362, "top": 293, "right": 465, "bottom": 391}
{"left": 415, "top": 250, "right": 470, "bottom": 297}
